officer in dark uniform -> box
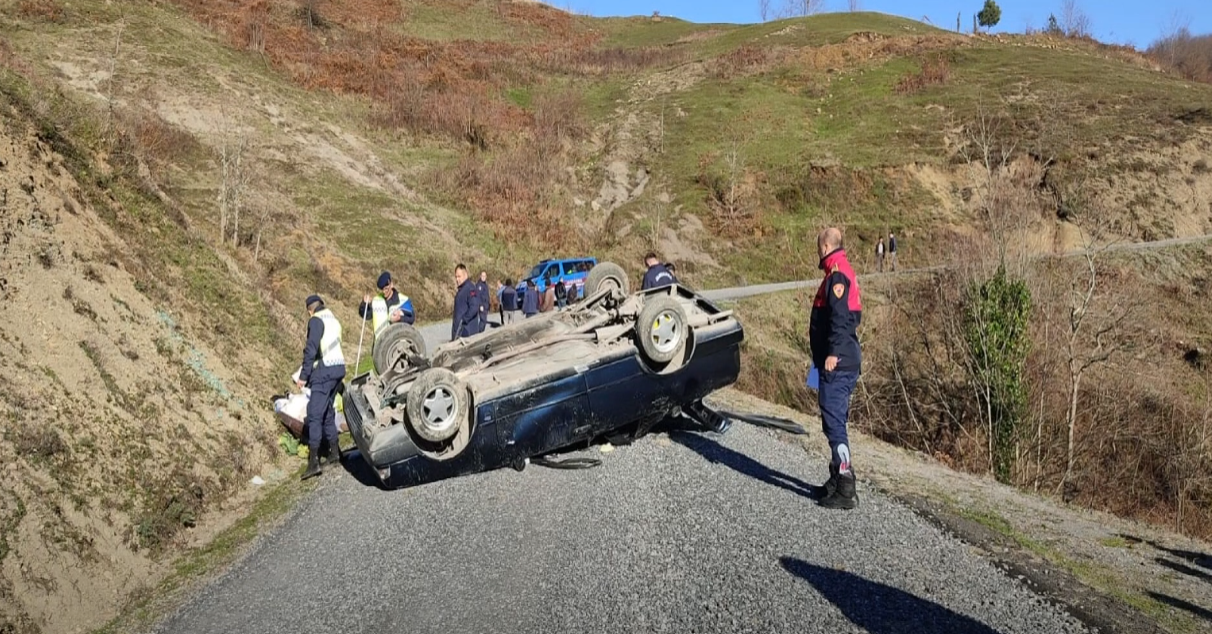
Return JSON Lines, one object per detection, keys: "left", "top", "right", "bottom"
{"left": 641, "top": 252, "right": 677, "bottom": 290}
{"left": 452, "top": 264, "right": 482, "bottom": 340}
{"left": 808, "top": 227, "right": 863, "bottom": 510}
{"left": 297, "top": 294, "right": 346, "bottom": 480}
{"left": 476, "top": 271, "right": 491, "bottom": 332}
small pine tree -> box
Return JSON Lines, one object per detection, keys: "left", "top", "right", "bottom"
{"left": 977, "top": 0, "right": 1001, "bottom": 30}
{"left": 1044, "top": 13, "right": 1063, "bottom": 36}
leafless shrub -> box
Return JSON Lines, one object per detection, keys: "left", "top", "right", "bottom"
{"left": 217, "top": 131, "right": 250, "bottom": 248}
{"left": 894, "top": 54, "right": 951, "bottom": 94}
{"left": 17, "top": 0, "right": 66, "bottom": 22}
{"left": 1059, "top": 0, "right": 1091, "bottom": 39}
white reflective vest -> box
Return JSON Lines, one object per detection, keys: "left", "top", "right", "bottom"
{"left": 371, "top": 292, "right": 411, "bottom": 340}
{"left": 313, "top": 308, "right": 345, "bottom": 369}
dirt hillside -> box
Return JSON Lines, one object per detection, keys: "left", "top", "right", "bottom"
{"left": 0, "top": 92, "right": 287, "bottom": 634}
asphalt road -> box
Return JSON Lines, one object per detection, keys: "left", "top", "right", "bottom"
{"left": 157, "top": 239, "right": 1212, "bottom": 633}
{"left": 156, "top": 417, "right": 1089, "bottom": 634}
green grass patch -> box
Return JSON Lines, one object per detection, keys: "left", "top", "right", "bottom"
{"left": 92, "top": 474, "right": 317, "bottom": 634}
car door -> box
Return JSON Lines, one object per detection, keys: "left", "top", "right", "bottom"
{"left": 494, "top": 366, "right": 593, "bottom": 459}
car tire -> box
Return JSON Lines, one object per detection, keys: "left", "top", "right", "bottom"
{"left": 635, "top": 296, "right": 688, "bottom": 365}
{"left": 373, "top": 323, "right": 428, "bottom": 375}
{"left": 405, "top": 368, "right": 470, "bottom": 443}
{"left": 584, "top": 261, "right": 629, "bottom": 296}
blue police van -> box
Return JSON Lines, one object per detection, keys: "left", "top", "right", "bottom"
{"left": 525, "top": 257, "right": 598, "bottom": 299}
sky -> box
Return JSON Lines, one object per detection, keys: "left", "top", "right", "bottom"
{"left": 559, "top": 0, "right": 1212, "bottom": 50}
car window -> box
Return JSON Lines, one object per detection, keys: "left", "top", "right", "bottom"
{"left": 562, "top": 261, "right": 578, "bottom": 275}
{"left": 579, "top": 260, "right": 594, "bottom": 272}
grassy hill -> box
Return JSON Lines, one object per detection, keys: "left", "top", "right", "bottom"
{"left": 1, "top": 1, "right": 1211, "bottom": 632}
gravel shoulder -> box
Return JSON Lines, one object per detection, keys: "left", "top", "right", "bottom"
{"left": 711, "top": 389, "right": 1212, "bottom": 634}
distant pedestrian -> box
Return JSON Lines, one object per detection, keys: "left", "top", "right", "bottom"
{"left": 541, "top": 282, "right": 556, "bottom": 313}
{"left": 521, "top": 279, "right": 540, "bottom": 318}
{"left": 501, "top": 278, "right": 520, "bottom": 324}
{"left": 875, "top": 238, "right": 885, "bottom": 273}
{"left": 477, "top": 271, "right": 490, "bottom": 330}
{"left": 452, "top": 264, "right": 482, "bottom": 340}
{"left": 809, "top": 227, "right": 863, "bottom": 510}
{"left": 553, "top": 276, "right": 568, "bottom": 309}
{"left": 888, "top": 232, "right": 898, "bottom": 271}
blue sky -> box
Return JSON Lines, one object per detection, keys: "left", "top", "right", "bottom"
{"left": 559, "top": 0, "right": 1211, "bottom": 49}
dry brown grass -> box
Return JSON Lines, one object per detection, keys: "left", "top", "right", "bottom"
{"left": 1148, "top": 31, "right": 1212, "bottom": 84}
{"left": 894, "top": 54, "right": 951, "bottom": 94}
{"left": 16, "top": 0, "right": 65, "bottom": 23}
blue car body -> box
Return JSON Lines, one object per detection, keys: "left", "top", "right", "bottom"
{"left": 344, "top": 285, "right": 743, "bottom": 489}
{"left": 525, "top": 257, "right": 598, "bottom": 299}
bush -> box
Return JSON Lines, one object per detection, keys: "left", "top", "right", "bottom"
{"left": 1147, "top": 29, "right": 1212, "bottom": 84}
{"left": 962, "top": 267, "right": 1032, "bottom": 484}
{"left": 895, "top": 55, "right": 951, "bottom": 94}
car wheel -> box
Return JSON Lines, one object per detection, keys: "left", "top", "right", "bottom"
{"left": 635, "top": 296, "right": 688, "bottom": 365}
{"left": 584, "top": 262, "right": 630, "bottom": 296}
{"left": 405, "top": 368, "right": 470, "bottom": 443}
{"left": 373, "top": 323, "right": 428, "bottom": 375}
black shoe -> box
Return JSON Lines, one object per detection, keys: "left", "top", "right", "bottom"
{"left": 819, "top": 471, "right": 858, "bottom": 510}
{"left": 821, "top": 463, "right": 840, "bottom": 498}
{"left": 301, "top": 452, "right": 322, "bottom": 480}
{"left": 326, "top": 445, "right": 341, "bottom": 465}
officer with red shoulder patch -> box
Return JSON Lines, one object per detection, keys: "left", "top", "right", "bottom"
{"left": 808, "top": 227, "right": 863, "bottom": 510}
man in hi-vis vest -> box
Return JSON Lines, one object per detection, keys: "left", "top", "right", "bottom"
{"left": 358, "top": 271, "right": 415, "bottom": 344}
{"left": 297, "top": 294, "right": 346, "bottom": 480}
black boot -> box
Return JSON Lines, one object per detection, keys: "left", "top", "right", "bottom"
{"left": 821, "top": 462, "right": 840, "bottom": 499}
{"left": 819, "top": 470, "right": 858, "bottom": 510}
{"left": 301, "top": 451, "right": 322, "bottom": 480}
{"left": 326, "top": 444, "right": 341, "bottom": 466}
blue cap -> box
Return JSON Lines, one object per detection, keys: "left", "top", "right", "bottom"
{"left": 377, "top": 271, "right": 392, "bottom": 290}
{"left": 305, "top": 294, "right": 322, "bottom": 308}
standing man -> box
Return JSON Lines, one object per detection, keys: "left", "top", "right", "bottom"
{"left": 808, "top": 227, "right": 863, "bottom": 510}
{"left": 358, "top": 271, "right": 415, "bottom": 344}
{"left": 452, "top": 264, "right": 482, "bottom": 340}
{"left": 298, "top": 294, "right": 345, "bottom": 480}
{"left": 521, "top": 279, "right": 540, "bottom": 318}
{"left": 477, "top": 271, "right": 491, "bottom": 332}
{"left": 553, "top": 276, "right": 568, "bottom": 310}
{"left": 875, "top": 238, "right": 885, "bottom": 273}
{"left": 642, "top": 252, "right": 677, "bottom": 290}
{"left": 501, "top": 279, "right": 520, "bottom": 324}
{"left": 888, "top": 232, "right": 898, "bottom": 271}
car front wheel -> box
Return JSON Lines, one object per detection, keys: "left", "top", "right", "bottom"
{"left": 405, "top": 368, "right": 470, "bottom": 443}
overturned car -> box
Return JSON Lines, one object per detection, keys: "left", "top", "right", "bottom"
{"left": 343, "top": 262, "right": 744, "bottom": 489}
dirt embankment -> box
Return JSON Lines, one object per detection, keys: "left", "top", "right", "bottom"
{"left": 0, "top": 108, "right": 285, "bottom": 633}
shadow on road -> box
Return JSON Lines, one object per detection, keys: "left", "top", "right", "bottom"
{"left": 779, "top": 557, "right": 1004, "bottom": 634}
{"left": 1147, "top": 591, "right": 1212, "bottom": 623}
{"left": 339, "top": 450, "right": 392, "bottom": 491}
{"left": 1156, "top": 557, "right": 1212, "bottom": 585}
{"left": 669, "top": 430, "right": 822, "bottom": 501}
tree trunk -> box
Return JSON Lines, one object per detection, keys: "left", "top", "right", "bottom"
{"left": 1064, "top": 360, "right": 1081, "bottom": 491}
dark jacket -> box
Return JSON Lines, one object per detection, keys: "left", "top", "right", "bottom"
{"left": 476, "top": 280, "right": 490, "bottom": 321}
{"left": 553, "top": 280, "right": 567, "bottom": 302}
{"left": 521, "top": 283, "right": 539, "bottom": 315}
{"left": 888, "top": 236, "right": 897, "bottom": 253}
{"left": 809, "top": 249, "right": 862, "bottom": 374}
{"left": 642, "top": 263, "right": 677, "bottom": 290}
{"left": 300, "top": 314, "right": 345, "bottom": 385}
{"left": 357, "top": 288, "right": 415, "bottom": 325}
{"left": 452, "top": 280, "right": 482, "bottom": 340}
{"left": 501, "top": 286, "right": 518, "bottom": 312}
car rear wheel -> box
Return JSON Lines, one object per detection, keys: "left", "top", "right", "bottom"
{"left": 373, "top": 323, "right": 428, "bottom": 375}
{"left": 584, "top": 261, "right": 629, "bottom": 296}
{"left": 636, "top": 296, "right": 688, "bottom": 366}
{"left": 405, "top": 368, "right": 470, "bottom": 443}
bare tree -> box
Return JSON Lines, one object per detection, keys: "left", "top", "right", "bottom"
{"left": 848, "top": 0, "right": 861, "bottom": 11}
{"left": 104, "top": 18, "right": 126, "bottom": 135}
{"left": 780, "top": 0, "right": 826, "bottom": 18}
{"left": 758, "top": 0, "right": 772, "bottom": 22}
{"left": 1057, "top": 223, "right": 1134, "bottom": 498}
{"left": 1060, "top": 0, "right": 1091, "bottom": 38}
{"left": 217, "top": 132, "right": 250, "bottom": 247}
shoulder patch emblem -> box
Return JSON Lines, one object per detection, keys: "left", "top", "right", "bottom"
{"left": 832, "top": 283, "right": 845, "bottom": 299}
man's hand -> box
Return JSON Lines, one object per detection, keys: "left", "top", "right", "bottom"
{"left": 825, "top": 355, "right": 839, "bottom": 372}
{"left": 363, "top": 294, "right": 371, "bottom": 304}
{"left": 295, "top": 379, "right": 305, "bottom": 390}
{"left": 389, "top": 309, "right": 402, "bottom": 323}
